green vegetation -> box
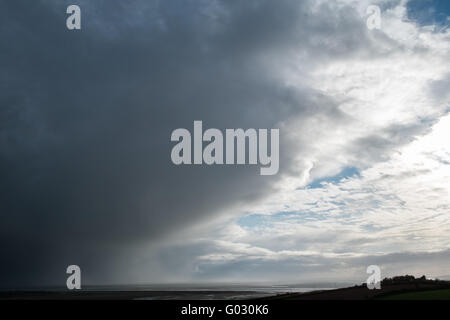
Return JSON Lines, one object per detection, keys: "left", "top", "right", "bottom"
{"left": 380, "top": 289, "right": 450, "bottom": 300}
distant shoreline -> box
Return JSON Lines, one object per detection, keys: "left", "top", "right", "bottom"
{"left": 2, "top": 276, "right": 449, "bottom": 300}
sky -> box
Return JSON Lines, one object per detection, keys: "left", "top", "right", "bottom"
{"left": 0, "top": 0, "right": 449, "bottom": 288}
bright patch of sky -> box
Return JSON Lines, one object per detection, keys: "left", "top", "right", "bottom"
{"left": 305, "top": 167, "right": 360, "bottom": 189}
{"left": 407, "top": 0, "right": 450, "bottom": 27}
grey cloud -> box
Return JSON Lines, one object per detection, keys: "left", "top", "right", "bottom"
{"left": 164, "top": 240, "right": 450, "bottom": 283}
{"left": 0, "top": 0, "right": 373, "bottom": 287}
{"left": 430, "top": 72, "right": 450, "bottom": 103}
{"left": 346, "top": 121, "right": 433, "bottom": 166}
{"left": 0, "top": 0, "right": 444, "bottom": 287}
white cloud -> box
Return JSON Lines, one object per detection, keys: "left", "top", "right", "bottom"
{"left": 148, "top": 0, "right": 450, "bottom": 283}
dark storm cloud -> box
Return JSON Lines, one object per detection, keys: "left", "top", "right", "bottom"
{"left": 0, "top": 0, "right": 379, "bottom": 287}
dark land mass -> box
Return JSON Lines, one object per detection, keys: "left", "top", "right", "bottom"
{"left": 263, "top": 275, "right": 450, "bottom": 300}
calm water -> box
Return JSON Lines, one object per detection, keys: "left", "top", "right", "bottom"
{"left": 131, "top": 286, "right": 338, "bottom": 300}
{"left": 1, "top": 284, "right": 342, "bottom": 300}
